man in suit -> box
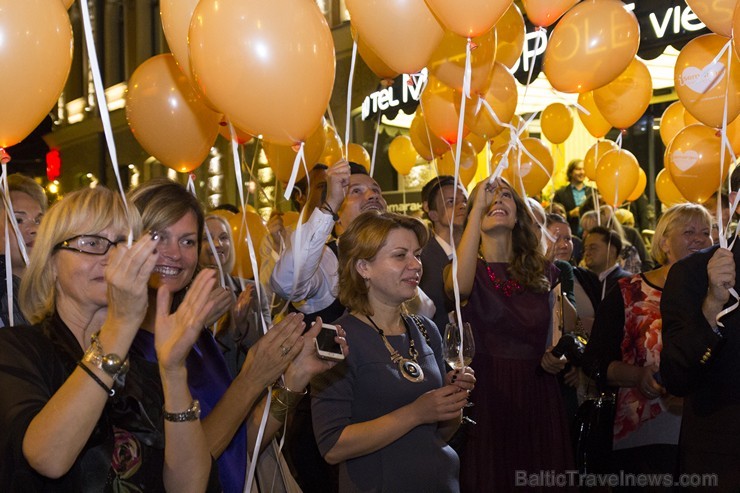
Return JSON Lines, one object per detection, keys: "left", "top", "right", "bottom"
{"left": 554, "top": 159, "right": 594, "bottom": 237}
{"left": 419, "top": 175, "right": 467, "bottom": 332}
{"left": 660, "top": 170, "right": 740, "bottom": 490}
{"left": 573, "top": 226, "right": 631, "bottom": 332}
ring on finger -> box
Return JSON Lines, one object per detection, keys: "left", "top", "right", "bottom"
{"left": 280, "top": 345, "right": 291, "bottom": 357}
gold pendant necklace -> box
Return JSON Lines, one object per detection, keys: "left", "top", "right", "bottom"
{"left": 366, "top": 315, "right": 424, "bottom": 383}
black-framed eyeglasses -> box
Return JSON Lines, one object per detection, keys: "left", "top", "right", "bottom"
{"left": 54, "top": 235, "right": 123, "bottom": 255}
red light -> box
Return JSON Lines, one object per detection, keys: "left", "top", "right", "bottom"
{"left": 46, "top": 148, "right": 61, "bottom": 181}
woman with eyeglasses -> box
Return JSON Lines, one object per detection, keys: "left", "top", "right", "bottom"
{"left": 0, "top": 187, "right": 219, "bottom": 491}
{"left": 199, "top": 213, "right": 271, "bottom": 377}
{"left": 128, "top": 178, "right": 346, "bottom": 493}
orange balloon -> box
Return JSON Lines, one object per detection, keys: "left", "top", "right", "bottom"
{"left": 543, "top": 0, "right": 640, "bottom": 93}
{"left": 686, "top": 0, "right": 737, "bottom": 37}
{"left": 655, "top": 168, "right": 687, "bottom": 206}
{"left": 540, "top": 103, "right": 573, "bottom": 144}
{"left": 263, "top": 123, "right": 326, "bottom": 184}
{"left": 659, "top": 101, "right": 687, "bottom": 146}
{"left": 0, "top": 0, "right": 72, "bottom": 148}
{"left": 281, "top": 211, "right": 300, "bottom": 228}
{"left": 675, "top": 34, "right": 740, "bottom": 129}
{"left": 421, "top": 76, "right": 470, "bottom": 144}
{"left": 465, "top": 63, "right": 518, "bottom": 139}
{"left": 228, "top": 210, "right": 268, "bottom": 280}
{"left": 190, "top": 0, "right": 335, "bottom": 146}
{"left": 465, "top": 133, "right": 488, "bottom": 154}
{"left": 351, "top": 25, "right": 399, "bottom": 80}
{"left": 666, "top": 124, "right": 732, "bottom": 203}
{"left": 493, "top": 138, "right": 553, "bottom": 196}
{"left": 683, "top": 109, "right": 701, "bottom": 126}
{"left": 583, "top": 140, "right": 618, "bottom": 181}
{"left": 626, "top": 167, "right": 647, "bottom": 202}
{"left": 437, "top": 140, "right": 479, "bottom": 187}
{"left": 593, "top": 58, "right": 653, "bottom": 129}
{"left": 489, "top": 114, "right": 529, "bottom": 152}
{"left": 410, "top": 111, "right": 450, "bottom": 160}
{"left": 595, "top": 149, "right": 641, "bottom": 207}
{"left": 318, "top": 125, "right": 344, "bottom": 166}
{"left": 428, "top": 29, "right": 496, "bottom": 94}
{"left": 389, "top": 135, "right": 420, "bottom": 175}
{"left": 346, "top": 0, "right": 444, "bottom": 74}
{"left": 494, "top": 4, "right": 525, "bottom": 69}
{"left": 734, "top": 2, "right": 740, "bottom": 61}
{"left": 725, "top": 117, "right": 740, "bottom": 154}
{"left": 577, "top": 91, "right": 612, "bottom": 139}
{"left": 160, "top": 0, "right": 217, "bottom": 109}
{"left": 347, "top": 143, "right": 371, "bottom": 172}
{"left": 218, "top": 118, "right": 254, "bottom": 145}
{"left": 521, "top": 0, "right": 578, "bottom": 27}
{"left": 424, "top": 0, "right": 511, "bottom": 38}
{"left": 126, "top": 54, "right": 221, "bottom": 173}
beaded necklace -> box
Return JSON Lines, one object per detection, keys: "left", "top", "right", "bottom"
{"left": 480, "top": 256, "right": 522, "bottom": 296}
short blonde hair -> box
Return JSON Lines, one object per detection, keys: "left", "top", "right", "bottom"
{"left": 202, "top": 214, "right": 235, "bottom": 273}
{"left": 338, "top": 211, "right": 428, "bottom": 316}
{"left": 3, "top": 174, "right": 48, "bottom": 212}
{"left": 652, "top": 203, "right": 712, "bottom": 266}
{"left": 20, "top": 187, "right": 140, "bottom": 324}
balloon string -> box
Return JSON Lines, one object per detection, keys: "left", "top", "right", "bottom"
{"left": 283, "top": 142, "right": 305, "bottom": 201}
{"left": 523, "top": 27, "right": 543, "bottom": 100}
{"left": 716, "top": 42, "right": 740, "bottom": 327}
{"left": 0, "top": 164, "right": 29, "bottom": 268}
{"left": 1, "top": 167, "right": 12, "bottom": 327}
{"left": 344, "top": 39, "right": 359, "bottom": 153}
{"left": 370, "top": 109, "right": 381, "bottom": 177}
{"left": 78, "top": 0, "right": 132, "bottom": 245}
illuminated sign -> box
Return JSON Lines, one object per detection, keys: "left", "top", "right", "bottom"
{"left": 361, "top": 69, "right": 427, "bottom": 121}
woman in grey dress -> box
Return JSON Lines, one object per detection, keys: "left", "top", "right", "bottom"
{"left": 311, "top": 211, "right": 475, "bottom": 492}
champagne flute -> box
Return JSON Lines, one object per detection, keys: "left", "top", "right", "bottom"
{"left": 443, "top": 321, "right": 475, "bottom": 371}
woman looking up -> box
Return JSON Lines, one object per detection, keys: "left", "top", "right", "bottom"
{"left": 445, "top": 178, "right": 575, "bottom": 492}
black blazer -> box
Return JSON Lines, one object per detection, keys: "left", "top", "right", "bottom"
{"left": 553, "top": 184, "right": 595, "bottom": 235}
{"left": 419, "top": 234, "right": 453, "bottom": 333}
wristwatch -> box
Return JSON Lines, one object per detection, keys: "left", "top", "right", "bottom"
{"left": 163, "top": 400, "right": 201, "bottom": 422}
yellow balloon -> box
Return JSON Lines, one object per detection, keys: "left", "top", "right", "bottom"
{"left": 347, "top": 143, "right": 371, "bottom": 172}
{"left": 263, "top": 122, "right": 326, "bottom": 184}
{"left": 595, "top": 149, "right": 640, "bottom": 208}
{"left": 659, "top": 101, "right": 686, "bottom": 146}
{"left": 540, "top": 103, "right": 573, "bottom": 144}
{"left": 389, "top": 135, "right": 419, "bottom": 175}
{"left": 543, "top": 0, "right": 640, "bottom": 93}
{"left": 577, "top": 91, "right": 612, "bottom": 139}
{"left": 655, "top": 168, "right": 687, "bottom": 206}
{"left": 492, "top": 138, "right": 553, "bottom": 196}
{"left": 437, "top": 140, "right": 479, "bottom": 187}
{"left": 428, "top": 29, "right": 497, "bottom": 94}
{"left": 318, "top": 125, "right": 344, "bottom": 166}
{"left": 626, "top": 167, "right": 647, "bottom": 202}
{"left": 494, "top": 3, "right": 525, "bottom": 69}
{"left": 665, "top": 124, "right": 732, "bottom": 203}
{"left": 583, "top": 140, "right": 618, "bottom": 181}
{"left": 465, "top": 63, "right": 518, "bottom": 139}
{"left": 593, "top": 58, "right": 653, "bottom": 130}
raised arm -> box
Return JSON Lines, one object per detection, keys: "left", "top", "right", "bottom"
{"left": 444, "top": 181, "right": 492, "bottom": 301}
{"left": 21, "top": 235, "right": 159, "bottom": 478}
{"left": 154, "top": 270, "right": 218, "bottom": 493}
{"left": 270, "top": 161, "right": 349, "bottom": 306}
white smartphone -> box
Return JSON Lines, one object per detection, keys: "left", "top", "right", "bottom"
{"left": 315, "top": 324, "right": 344, "bottom": 362}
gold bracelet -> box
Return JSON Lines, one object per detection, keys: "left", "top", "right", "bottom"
{"left": 268, "top": 385, "right": 307, "bottom": 421}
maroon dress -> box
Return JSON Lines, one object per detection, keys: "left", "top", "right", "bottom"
{"left": 460, "top": 260, "right": 575, "bottom": 492}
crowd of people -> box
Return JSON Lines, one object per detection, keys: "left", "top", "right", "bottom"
{"left": 0, "top": 158, "right": 738, "bottom": 492}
